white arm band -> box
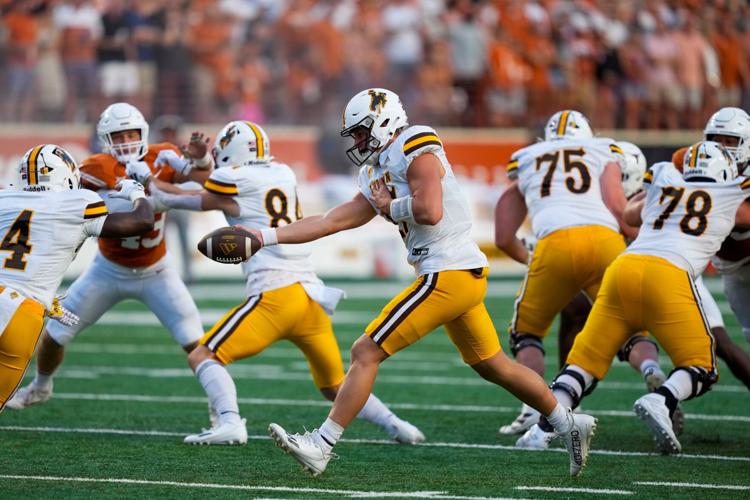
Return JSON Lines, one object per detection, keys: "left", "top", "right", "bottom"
{"left": 260, "top": 227, "right": 278, "bottom": 246}
{"left": 194, "top": 151, "right": 214, "bottom": 169}
{"left": 390, "top": 196, "right": 414, "bottom": 223}
{"left": 150, "top": 183, "right": 202, "bottom": 211}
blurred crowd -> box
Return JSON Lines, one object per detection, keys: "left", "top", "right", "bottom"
{"left": 2, "top": 0, "right": 750, "bottom": 130}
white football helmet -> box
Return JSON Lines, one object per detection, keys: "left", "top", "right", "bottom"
{"left": 683, "top": 141, "right": 738, "bottom": 184}
{"left": 212, "top": 120, "right": 272, "bottom": 168}
{"left": 17, "top": 144, "right": 80, "bottom": 192}
{"left": 618, "top": 141, "right": 647, "bottom": 198}
{"left": 97, "top": 102, "right": 149, "bottom": 164}
{"left": 544, "top": 110, "right": 593, "bottom": 141}
{"left": 703, "top": 107, "right": 750, "bottom": 171}
{"left": 341, "top": 88, "right": 408, "bottom": 166}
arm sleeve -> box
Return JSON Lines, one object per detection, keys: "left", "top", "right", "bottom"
{"left": 402, "top": 127, "right": 444, "bottom": 168}
{"left": 80, "top": 190, "right": 109, "bottom": 237}
{"left": 506, "top": 153, "right": 520, "bottom": 180}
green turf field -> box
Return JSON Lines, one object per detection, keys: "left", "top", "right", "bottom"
{"left": 2, "top": 278, "right": 748, "bottom": 499}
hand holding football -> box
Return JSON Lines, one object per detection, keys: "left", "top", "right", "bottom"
{"left": 197, "top": 226, "right": 261, "bottom": 264}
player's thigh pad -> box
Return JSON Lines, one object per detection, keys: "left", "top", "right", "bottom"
{"left": 0, "top": 299, "right": 45, "bottom": 408}
{"left": 366, "top": 269, "right": 490, "bottom": 357}
{"left": 511, "top": 226, "right": 625, "bottom": 338}
{"left": 140, "top": 265, "right": 203, "bottom": 347}
{"left": 288, "top": 297, "right": 345, "bottom": 389}
{"left": 45, "top": 262, "right": 123, "bottom": 345}
{"left": 201, "top": 283, "right": 307, "bottom": 365}
{"left": 566, "top": 255, "right": 638, "bottom": 379}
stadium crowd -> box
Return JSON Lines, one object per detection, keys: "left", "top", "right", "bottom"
{"left": 2, "top": 0, "right": 749, "bottom": 129}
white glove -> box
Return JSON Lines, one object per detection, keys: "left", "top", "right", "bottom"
{"left": 111, "top": 179, "right": 147, "bottom": 202}
{"left": 154, "top": 149, "right": 191, "bottom": 175}
{"left": 125, "top": 160, "right": 153, "bottom": 184}
{"left": 48, "top": 297, "right": 80, "bottom": 327}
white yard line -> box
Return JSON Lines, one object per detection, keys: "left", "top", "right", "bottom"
{"left": 38, "top": 392, "right": 750, "bottom": 423}
{"left": 2, "top": 425, "right": 749, "bottom": 463}
{"left": 515, "top": 486, "right": 633, "bottom": 495}
{"left": 44, "top": 364, "right": 748, "bottom": 393}
{"left": 633, "top": 481, "right": 750, "bottom": 491}
{"left": 0, "top": 474, "right": 513, "bottom": 499}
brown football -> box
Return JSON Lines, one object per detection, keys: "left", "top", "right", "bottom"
{"left": 197, "top": 226, "right": 261, "bottom": 264}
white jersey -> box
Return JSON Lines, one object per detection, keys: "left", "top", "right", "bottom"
{"left": 0, "top": 189, "right": 107, "bottom": 309}
{"left": 626, "top": 162, "right": 750, "bottom": 277}
{"left": 205, "top": 162, "right": 339, "bottom": 306}
{"left": 508, "top": 137, "right": 623, "bottom": 239}
{"left": 358, "top": 125, "right": 487, "bottom": 276}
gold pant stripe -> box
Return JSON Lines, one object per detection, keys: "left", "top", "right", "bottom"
{"left": 205, "top": 294, "right": 262, "bottom": 352}
{"left": 687, "top": 272, "right": 716, "bottom": 372}
{"left": 370, "top": 273, "right": 438, "bottom": 345}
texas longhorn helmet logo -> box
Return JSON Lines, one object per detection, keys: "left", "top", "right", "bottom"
{"left": 368, "top": 90, "right": 387, "bottom": 114}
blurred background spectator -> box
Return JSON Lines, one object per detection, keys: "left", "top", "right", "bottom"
{"left": 1, "top": 0, "right": 748, "bottom": 130}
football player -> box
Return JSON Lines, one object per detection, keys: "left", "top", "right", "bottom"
{"left": 669, "top": 107, "right": 750, "bottom": 389}
{"left": 257, "top": 89, "right": 596, "bottom": 477}
{"left": 1, "top": 144, "right": 153, "bottom": 411}
{"left": 7, "top": 103, "right": 211, "bottom": 410}
{"left": 547, "top": 142, "right": 750, "bottom": 454}
{"left": 494, "top": 111, "right": 638, "bottom": 434}
{"left": 135, "top": 120, "right": 425, "bottom": 446}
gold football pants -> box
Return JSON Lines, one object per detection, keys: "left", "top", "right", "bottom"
{"left": 200, "top": 283, "right": 345, "bottom": 389}
{"left": 567, "top": 254, "right": 716, "bottom": 380}
{"left": 365, "top": 268, "right": 501, "bottom": 365}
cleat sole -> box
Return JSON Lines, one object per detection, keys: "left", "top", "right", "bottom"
{"left": 634, "top": 403, "right": 681, "bottom": 455}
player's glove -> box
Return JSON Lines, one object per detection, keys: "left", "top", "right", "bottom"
{"left": 48, "top": 296, "right": 80, "bottom": 327}
{"left": 111, "top": 179, "right": 147, "bottom": 202}
{"left": 154, "top": 149, "right": 192, "bottom": 176}
{"left": 125, "top": 160, "right": 152, "bottom": 184}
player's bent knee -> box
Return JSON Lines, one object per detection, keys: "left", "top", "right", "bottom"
{"left": 671, "top": 366, "right": 718, "bottom": 399}
{"left": 509, "top": 332, "right": 545, "bottom": 357}
{"left": 187, "top": 345, "right": 217, "bottom": 371}
{"left": 319, "top": 385, "right": 339, "bottom": 402}
{"left": 350, "top": 335, "right": 388, "bottom": 365}
{"left": 616, "top": 335, "right": 658, "bottom": 362}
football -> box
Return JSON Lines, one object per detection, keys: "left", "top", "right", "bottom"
{"left": 197, "top": 226, "right": 261, "bottom": 264}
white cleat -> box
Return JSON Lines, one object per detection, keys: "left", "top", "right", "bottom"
{"left": 644, "top": 372, "right": 685, "bottom": 436}
{"left": 386, "top": 417, "right": 425, "bottom": 444}
{"left": 183, "top": 418, "right": 247, "bottom": 445}
{"left": 5, "top": 383, "right": 53, "bottom": 410}
{"left": 515, "top": 423, "right": 557, "bottom": 450}
{"left": 499, "top": 403, "right": 540, "bottom": 435}
{"left": 560, "top": 410, "right": 597, "bottom": 477}
{"left": 268, "top": 423, "right": 333, "bottom": 477}
{"left": 633, "top": 393, "right": 681, "bottom": 455}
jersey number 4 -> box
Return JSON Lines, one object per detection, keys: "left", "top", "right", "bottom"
{"left": 535, "top": 148, "right": 591, "bottom": 197}
{"left": 653, "top": 187, "right": 712, "bottom": 236}
{"left": 1, "top": 209, "right": 34, "bottom": 271}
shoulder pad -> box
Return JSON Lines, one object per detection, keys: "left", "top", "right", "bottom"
{"left": 204, "top": 168, "right": 239, "bottom": 196}
{"left": 400, "top": 126, "right": 442, "bottom": 159}
{"left": 80, "top": 154, "right": 119, "bottom": 190}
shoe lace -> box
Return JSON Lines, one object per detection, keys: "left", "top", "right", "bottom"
{"left": 297, "top": 427, "right": 339, "bottom": 460}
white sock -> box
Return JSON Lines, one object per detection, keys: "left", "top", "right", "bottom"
{"left": 662, "top": 369, "right": 693, "bottom": 401}
{"left": 356, "top": 394, "right": 395, "bottom": 428}
{"left": 639, "top": 359, "right": 663, "bottom": 378}
{"left": 546, "top": 403, "right": 573, "bottom": 434}
{"left": 195, "top": 359, "right": 241, "bottom": 425}
{"left": 317, "top": 417, "right": 344, "bottom": 453}
{"left": 33, "top": 372, "right": 53, "bottom": 390}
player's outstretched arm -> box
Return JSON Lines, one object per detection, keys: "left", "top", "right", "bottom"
{"left": 253, "top": 192, "right": 376, "bottom": 246}
{"left": 147, "top": 177, "right": 240, "bottom": 216}
{"left": 494, "top": 181, "right": 529, "bottom": 264}
{"left": 601, "top": 161, "right": 639, "bottom": 240}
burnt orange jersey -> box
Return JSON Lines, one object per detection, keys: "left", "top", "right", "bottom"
{"left": 81, "top": 143, "right": 178, "bottom": 268}
{"left": 672, "top": 146, "right": 688, "bottom": 171}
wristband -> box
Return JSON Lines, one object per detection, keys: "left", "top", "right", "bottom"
{"left": 260, "top": 227, "right": 278, "bottom": 246}
{"left": 194, "top": 151, "right": 213, "bottom": 169}
{"left": 389, "top": 196, "right": 414, "bottom": 222}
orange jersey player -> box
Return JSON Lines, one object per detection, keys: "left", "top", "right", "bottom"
{"left": 7, "top": 103, "right": 212, "bottom": 411}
